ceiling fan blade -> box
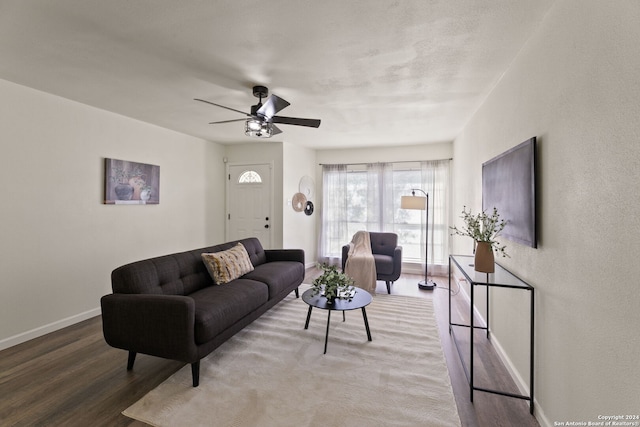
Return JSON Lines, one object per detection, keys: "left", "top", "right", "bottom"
{"left": 194, "top": 98, "right": 250, "bottom": 117}
{"left": 209, "top": 118, "right": 246, "bottom": 125}
{"left": 256, "top": 94, "right": 290, "bottom": 118}
{"left": 272, "top": 116, "right": 321, "bottom": 128}
{"left": 271, "top": 124, "right": 283, "bottom": 136}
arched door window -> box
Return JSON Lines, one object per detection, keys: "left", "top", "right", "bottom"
{"left": 238, "top": 170, "right": 263, "bottom": 184}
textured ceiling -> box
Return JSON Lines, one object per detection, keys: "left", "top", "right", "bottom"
{"left": 0, "top": 0, "right": 555, "bottom": 149}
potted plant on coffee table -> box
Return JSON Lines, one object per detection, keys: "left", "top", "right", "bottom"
{"left": 450, "top": 206, "right": 509, "bottom": 273}
{"left": 310, "top": 264, "right": 356, "bottom": 304}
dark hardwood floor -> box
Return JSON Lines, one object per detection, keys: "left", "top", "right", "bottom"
{"left": 0, "top": 271, "right": 539, "bottom": 426}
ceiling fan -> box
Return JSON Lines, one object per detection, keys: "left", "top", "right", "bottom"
{"left": 195, "top": 86, "right": 321, "bottom": 138}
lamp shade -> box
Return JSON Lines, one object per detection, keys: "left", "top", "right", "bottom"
{"left": 401, "top": 195, "right": 427, "bottom": 210}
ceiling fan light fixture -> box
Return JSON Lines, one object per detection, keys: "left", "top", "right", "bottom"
{"left": 246, "top": 119, "right": 262, "bottom": 131}
{"left": 197, "top": 86, "right": 320, "bottom": 138}
{"left": 245, "top": 118, "right": 272, "bottom": 138}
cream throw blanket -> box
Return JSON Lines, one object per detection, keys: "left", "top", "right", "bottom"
{"left": 344, "top": 230, "right": 377, "bottom": 294}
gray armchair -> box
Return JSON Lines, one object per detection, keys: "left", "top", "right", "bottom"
{"left": 341, "top": 232, "right": 402, "bottom": 294}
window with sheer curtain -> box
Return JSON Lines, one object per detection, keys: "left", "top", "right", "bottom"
{"left": 319, "top": 160, "right": 450, "bottom": 275}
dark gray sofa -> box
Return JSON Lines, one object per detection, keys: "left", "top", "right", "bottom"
{"left": 100, "top": 237, "right": 304, "bottom": 387}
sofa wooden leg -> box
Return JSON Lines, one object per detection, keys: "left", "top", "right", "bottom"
{"left": 191, "top": 361, "right": 200, "bottom": 387}
{"left": 127, "top": 351, "right": 137, "bottom": 370}
{"left": 386, "top": 281, "right": 391, "bottom": 294}
{"left": 295, "top": 287, "right": 299, "bottom": 298}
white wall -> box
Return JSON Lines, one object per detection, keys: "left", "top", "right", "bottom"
{"left": 315, "top": 142, "right": 452, "bottom": 166}
{"left": 0, "top": 78, "right": 226, "bottom": 348}
{"left": 451, "top": 1, "right": 640, "bottom": 425}
{"left": 282, "top": 142, "right": 317, "bottom": 267}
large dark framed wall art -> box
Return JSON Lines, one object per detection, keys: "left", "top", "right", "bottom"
{"left": 104, "top": 158, "right": 160, "bottom": 204}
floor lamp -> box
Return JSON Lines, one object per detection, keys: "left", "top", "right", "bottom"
{"left": 401, "top": 189, "right": 436, "bottom": 290}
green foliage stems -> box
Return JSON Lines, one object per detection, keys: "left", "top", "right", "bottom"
{"left": 450, "top": 206, "right": 509, "bottom": 257}
{"left": 310, "top": 264, "right": 356, "bottom": 302}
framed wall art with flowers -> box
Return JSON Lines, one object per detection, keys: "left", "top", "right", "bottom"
{"left": 104, "top": 158, "right": 160, "bottom": 204}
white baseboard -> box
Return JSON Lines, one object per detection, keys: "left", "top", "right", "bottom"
{"left": 455, "top": 278, "right": 488, "bottom": 329}
{"left": 488, "top": 330, "right": 530, "bottom": 395}
{"left": 0, "top": 307, "right": 101, "bottom": 351}
{"left": 487, "top": 334, "right": 549, "bottom": 426}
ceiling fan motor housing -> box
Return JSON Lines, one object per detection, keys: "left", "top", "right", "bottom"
{"left": 251, "top": 85, "right": 269, "bottom": 115}
{"left": 252, "top": 85, "right": 268, "bottom": 99}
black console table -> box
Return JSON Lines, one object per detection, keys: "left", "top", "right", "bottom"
{"left": 448, "top": 255, "right": 535, "bottom": 414}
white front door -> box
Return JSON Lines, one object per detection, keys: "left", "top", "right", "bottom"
{"left": 226, "top": 163, "right": 272, "bottom": 248}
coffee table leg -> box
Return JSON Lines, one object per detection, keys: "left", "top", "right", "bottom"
{"left": 304, "top": 306, "right": 313, "bottom": 329}
{"left": 361, "top": 307, "right": 372, "bottom": 341}
{"left": 324, "top": 310, "right": 331, "bottom": 354}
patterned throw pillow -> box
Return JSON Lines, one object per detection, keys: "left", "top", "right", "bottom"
{"left": 202, "top": 243, "right": 255, "bottom": 285}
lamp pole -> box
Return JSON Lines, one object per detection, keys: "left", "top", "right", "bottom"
{"left": 409, "top": 188, "right": 435, "bottom": 290}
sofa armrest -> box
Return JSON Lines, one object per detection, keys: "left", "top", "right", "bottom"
{"left": 265, "top": 249, "right": 305, "bottom": 265}
{"left": 393, "top": 246, "right": 403, "bottom": 274}
{"left": 341, "top": 244, "right": 351, "bottom": 271}
{"left": 100, "top": 293, "right": 197, "bottom": 362}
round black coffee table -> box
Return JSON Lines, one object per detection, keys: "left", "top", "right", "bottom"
{"left": 302, "top": 287, "right": 373, "bottom": 354}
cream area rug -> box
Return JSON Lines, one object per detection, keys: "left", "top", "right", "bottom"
{"left": 123, "top": 288, "right": 461, "bottom": 427}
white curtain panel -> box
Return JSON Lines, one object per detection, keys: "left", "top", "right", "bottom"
{"left": 318, "top": 164, "right": 348, "bottom": 266}
{"left": 422, "top": 159, "right": 451, "bottom": 276}
{"left": 319, "top": 160, "right": 451, "bottom": 274}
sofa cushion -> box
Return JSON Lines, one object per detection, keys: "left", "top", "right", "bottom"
{"left": 242, "top": 261, "right": 304, "bottom": 299}
{"left": 237, "top": 237, "right": 267, "bottom": 267}
{"left": 111, "top": 251, "right": 213, "bottom": 295}
{"left": 191, "top": 279, "right": 268, "bottom": 345}
{"left": 370, "top": 232, "right": 398, "bottom": 257}
{"left": 373, "top": 254, "right": 395, "bottom": 275}
{"left": 202, "top": 243, "right": 254, "bottom": 285}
